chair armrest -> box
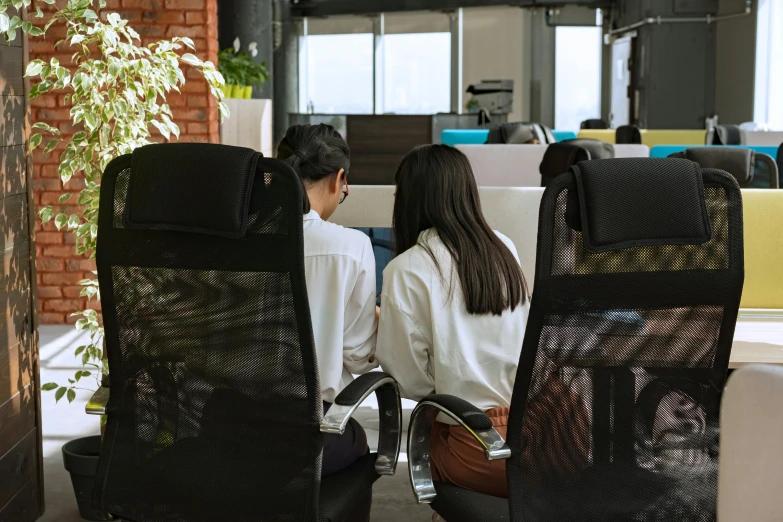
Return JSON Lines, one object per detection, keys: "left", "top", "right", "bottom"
{"left": 407, "top": 394, "right": 511, "bottom": 504}
{"left": 321, "top": 372, "right": 402, "bottom": 476}
{"left": 86, "top": 386, "right": 110, "bottom": 416}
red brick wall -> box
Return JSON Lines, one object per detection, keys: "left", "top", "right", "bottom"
{"left": 30, "top": 0, "right": 220, "bottom": 324}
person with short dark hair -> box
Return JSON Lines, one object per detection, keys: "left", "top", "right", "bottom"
{"left": 376, "top": 144, "right": 530, "bottom": 499}
{"left": 277, "top": 124, "right": 378, "bottom": 486}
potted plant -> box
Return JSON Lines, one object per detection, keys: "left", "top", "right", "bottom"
{"left": 218, "top": 37, "right": 268, "bottom": 99}
{"left": 0, "top": 1, "right": 227, "bottom": 520}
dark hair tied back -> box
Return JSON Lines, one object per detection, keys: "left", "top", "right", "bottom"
{"left": 277, "top": 124, "right": 351, "bottom": 213}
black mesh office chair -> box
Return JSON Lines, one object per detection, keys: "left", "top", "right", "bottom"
{"left": 580, "top": 118, "right": 608, "bottom": 130}
{"left": 407, "top": 158, "right": 744, "bottom": 522}
{"left": 525, "top": 122, "right": 557, "bottom": 144}
{"left": 616, "top": 124, "right": 642, "bottom": 144}
{"left": 706, "top": 124, "right": 745, "bottom": 145}
{"left": 669, "top": 147, "right": 779, "bottom": 188}
{"left": 539, "top": 138, "right": 615, "bottom": 187}
{"left": 86, "top": 143, "right": 402, "bottom": 522}
{"left": 778, "top": 143, "right": 783, "bottom": 185}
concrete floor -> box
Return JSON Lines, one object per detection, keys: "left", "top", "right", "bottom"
{"left": 37, "top": 325, "right": 433, "bottom": 522}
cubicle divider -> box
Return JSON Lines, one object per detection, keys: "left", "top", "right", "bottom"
{"left": 744, "top": 131, "right": 783, "bottom": 147}
{"left": 332, "top": 185, "right": 783, "bottom": 311}
{"left": 456, "top": 144, "right": 649, "bottom": 187}
{"left": 332, "top": 186, "right": 543, "bottom": 292}
{"left": 650, "top": 145, "right": 780, "bottom": 159}
{"left": 440, "top": 129, "right": 577, "bottom": 146}
{"left": 578, "top": 129, "right": 708, "bottom": 146}
{"left": 333, "top": 186, "right": 783, "bottom": 367}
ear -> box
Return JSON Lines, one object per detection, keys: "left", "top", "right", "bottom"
{"left": 331, "top": 168, "right": 345, "bottom": 194}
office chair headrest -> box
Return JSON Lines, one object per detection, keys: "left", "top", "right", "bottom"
{"left": 124, "top": 143, "right": 262, "bottom": 238}
{"left": 616, "top": 125, "right": 642, "bottom": 144}
{"left": 539, "top": 143, "right": 591, "bottom": 178}
{"left": 580, "top": 118, "right": 608, "bottom": 130}
{"left": 668, "top": 147, "right": 754, "bottom": 187}
{"left": 485, "top": 122, "right": 537, "bottom": 144}
{"left": 567, "top": 158, "right": 712, "bottom": 254}
{"left": 561, "top": 138, "right": 615, "bottom": 160}
{"left": 709, "top": 124, "right": 744, "bottom": 145}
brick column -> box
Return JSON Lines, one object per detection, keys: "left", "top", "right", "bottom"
{"left": 30, "top": 0, "right": 220, "bottom": 323}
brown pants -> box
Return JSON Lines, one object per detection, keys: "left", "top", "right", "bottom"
{"left": 430, "top": 406, "right": 510, "bottom": 498}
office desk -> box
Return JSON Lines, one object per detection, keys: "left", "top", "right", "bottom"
{"left": 730, "top": 313, "right": 783, "bottom": 368}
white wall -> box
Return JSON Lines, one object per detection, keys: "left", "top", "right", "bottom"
{"left": 462, "top": 6, "right": 531, "bottom": 122}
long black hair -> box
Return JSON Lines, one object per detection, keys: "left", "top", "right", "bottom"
{"left": 277, "top": 124, "right": 350, "bottom": 213}
{"left": 393, "top": 144, "right": 528, "bottom": 315}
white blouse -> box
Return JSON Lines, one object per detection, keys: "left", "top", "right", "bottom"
{"left": 303, "top": 210, "right": 379, "bottom": 403}
{"left": 376, "top": 229, "right": 529, "bottom": 415}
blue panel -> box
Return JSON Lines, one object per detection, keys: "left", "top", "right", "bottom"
{"left": 441, "top": 128, "right": 578, "bottom": 146}
{"left": 650, "top": 145, "right": 781, "bottom": 159}
{"left": 441, "top": 129, "right": 490, "bottom": 146}
{"left": 553, "top": 130, "right": 577, "bottom": 142}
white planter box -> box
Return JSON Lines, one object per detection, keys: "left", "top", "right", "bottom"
{"left": 220, "top": 98, "right": 273, "bottom": 157}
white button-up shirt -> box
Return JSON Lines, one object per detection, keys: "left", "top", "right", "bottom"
{"left": 376, "top": 229, "right": 530, "bottom": 416}
{"left": 303, "top": 210, "right": 379, "bottom": 403}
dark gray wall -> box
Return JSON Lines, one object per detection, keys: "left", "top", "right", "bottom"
{"left": 642, "top": 23, "right": 716, "bottom": 128}
{"left": 218, "top": 0, "right": 275, "bottom": 99}
{"left": 529, "top": 9, "right": 556, "bottom": 127}
{"left": 715, "top": 0, "right": 757, "bottom": 123}
{"left": 611, "top": 0, "right": 717, "bottom": 128}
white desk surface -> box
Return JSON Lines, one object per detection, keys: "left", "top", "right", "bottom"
{"left": 731, "top": 312, "right": 783, "bottom": 368}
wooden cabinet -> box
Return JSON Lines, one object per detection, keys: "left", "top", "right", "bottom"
{"left": 0, "top": 33, "right": 44, "bottom": 522}
{"left": 346, "top": 115, "right": 433, "bottom": 185}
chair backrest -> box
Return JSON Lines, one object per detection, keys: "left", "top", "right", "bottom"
{"left": 616, "top": 124, "right": 642, "bottom": 144}
{"left": 485, "top": 122, "right": 537, "bottom": 144}
{"left": 526, "top": 122, "right": 557, "bottom": 144}
{"left": 580, "top": 118, "right": 608, "bottom": 129}
{"left": 749, "top": 152, "right": 780, "bottom": 188}
{"left": 507, "top": 158, "right": 744, "bottom": 520}
{"left": 94, "top": 143, "right": 322, "bottom": 521}
{"left": 668, "top": 147, "right": 779, "bottom": 188}
{"left": 539, "top": 139, "right": 615, "bottom": 187}
{"left": 707, "top": 124, "right": 745, "bottom": 145}
{"left": 561, "top": 138, "right": 615, "bottom": 160}
{"left": 669, "top": 147, "right": 755, "bottom": 187}
{"left": 718, "top": 365, "right": 783, "bottom": 522}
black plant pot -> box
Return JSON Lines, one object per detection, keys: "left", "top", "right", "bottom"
{"left": 62, "top": 436, "right": 114, "bottom": 521}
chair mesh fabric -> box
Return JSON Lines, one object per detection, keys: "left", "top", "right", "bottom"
{"left": 431, "top": 482, "right": 510, "bottom": 522}
{"left": 125, "top": 143, "right": 260, "bottom": 237}
{"left": 94, "top": 149, "right": 324, "bottom": 522}
{"left": 318, "top": 454, "right": 379, "bottom": 522}
{"left": 572, "top": 158, "right": 711, "bottom": 253}
{"left": 506, "top": 160, "right": 744, "bottom": 522}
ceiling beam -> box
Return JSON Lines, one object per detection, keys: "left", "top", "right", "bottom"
{"left": 292, "top": 0, "right": 533, "bottom": 17}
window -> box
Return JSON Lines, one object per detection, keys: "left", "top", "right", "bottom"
{"left": 299, "top": 33, "right": 374, "bottom": 114}
{"left": 554, "top": 26, "right": 603, "bottom": 131}
{"left": 754, "top": 0, "right": 783, "bottom": 129}
{"left": 381, "top": 33, "right": 451, "bottom": 114}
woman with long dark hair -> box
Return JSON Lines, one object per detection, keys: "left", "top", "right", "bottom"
{"left": 277, "top": 124, "right": 378, "bottom": 490}
{"left": 376, "top": 144, "right": 530, "bottom": 499}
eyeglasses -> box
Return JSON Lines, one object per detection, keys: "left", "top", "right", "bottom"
{"left": 339, "top": 175, "right": 349, "bottom": 204}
